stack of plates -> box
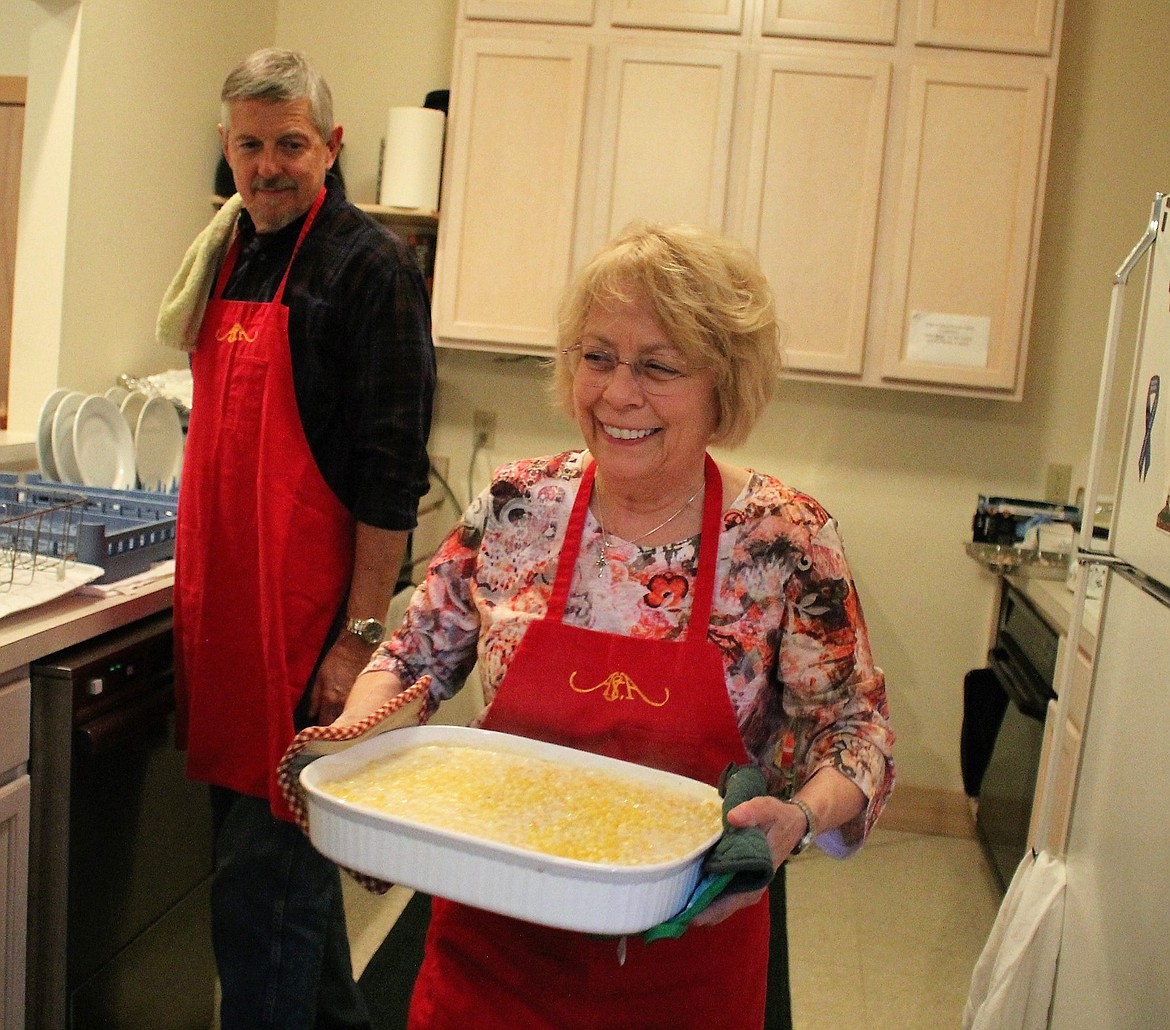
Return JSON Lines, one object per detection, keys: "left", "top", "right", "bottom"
{"left": 36, "top": 386, "right": 185, "bottom": 492}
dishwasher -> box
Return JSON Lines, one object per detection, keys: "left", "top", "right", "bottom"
{"left": 26, "top": 611, "right": 216, "bottom": 1030}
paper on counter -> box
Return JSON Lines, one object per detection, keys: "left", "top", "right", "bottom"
{"left": 77, "top": 559, "right": 175, "bottom": 598}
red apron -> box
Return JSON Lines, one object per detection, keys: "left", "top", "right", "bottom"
{"left": 408, "top": 455, "right": 770, "bottom": 1030}
{"left": 174, "top": 188, "right": 353, "bottom": 821}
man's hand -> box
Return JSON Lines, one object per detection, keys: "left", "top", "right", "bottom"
{"left": 307, "top": 634, "right": 377, "bottom": 725}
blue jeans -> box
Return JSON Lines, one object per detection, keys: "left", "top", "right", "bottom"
{"left": 210, "top": 787, "right": 372, "bottom": 1030}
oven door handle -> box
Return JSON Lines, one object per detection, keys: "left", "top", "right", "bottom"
{"left": 989, "top": 644, "right": 1053, "bottom": 720}
{"left": 73, "top": 686, "right": 174, "bottom": 759}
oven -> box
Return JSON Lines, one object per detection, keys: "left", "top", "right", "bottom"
{"left": 25, "top": 612, "right": 216, "bottom": 1029}
{"left": 968, "top": 583, "right": 1059, "bottom": 891}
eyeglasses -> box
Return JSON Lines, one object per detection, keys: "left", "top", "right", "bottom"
{"left": 561, "top": 344, "right": 702, "bottom": 395}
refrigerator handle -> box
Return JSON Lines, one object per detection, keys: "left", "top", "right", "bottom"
{"left": 1078, "top": 194, "right": 1164, "bottom": 557}
{"left": 1077, "top": 550, "right": 1170, "bottom": 610}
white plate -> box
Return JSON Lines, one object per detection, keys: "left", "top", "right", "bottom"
{"left": 104, "top": 385, "right": 130, "bottom": 406}
{"left": 119, "top": 390, "right": 148, "bottom": 431}
{"left": 72, "top": 394, "right": 136, "bottom": 489}
{"left": 134, "top": 396, "right": 184, "bottom": 492}
{"left": 50, "top": 391, "right": 87, "bottom": 485}
{"left": 302, "top": 725, "right": 722, "bottom": 934}
{"left": 36, "top": 388, "right": 72, "bottom": 480}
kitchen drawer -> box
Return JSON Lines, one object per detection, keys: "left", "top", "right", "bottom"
{"left": 0, "top": 676, "right": 31, "bottom": 775}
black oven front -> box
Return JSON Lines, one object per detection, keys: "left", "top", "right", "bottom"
{"left": 974, "top": 583, "right": 1059, "bottom": 891}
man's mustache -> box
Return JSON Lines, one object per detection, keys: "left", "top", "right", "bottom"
{"left": 251, "top": 177, "right": 297, "bottom": 192}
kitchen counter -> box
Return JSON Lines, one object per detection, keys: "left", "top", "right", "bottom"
{"left": 0, "top": 430, "right": 38, "bottom": 471}
{"left": 0, "top": 576, "right": 173, "bottom": 682}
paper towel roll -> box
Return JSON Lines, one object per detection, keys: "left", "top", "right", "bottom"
{"left": 379, "top": 106, "right": 445, "bottom": 211}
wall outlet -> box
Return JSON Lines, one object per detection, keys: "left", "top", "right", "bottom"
{"left": 1045, "top": 462, "right": 1073, "bottom": 504}
{"left": 473, "top": 409, "right": 497, "bottom": 449}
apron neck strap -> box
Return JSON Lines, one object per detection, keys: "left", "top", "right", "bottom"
{"left": 212, "top": 186, "right": 328, "bottom": 302}
{"left": 549, "top": 454, "right": 723, "bottom": 639}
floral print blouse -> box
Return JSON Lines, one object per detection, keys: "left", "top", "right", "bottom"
{"left": 369, "top": 450, "right": 894, "bottom": 856}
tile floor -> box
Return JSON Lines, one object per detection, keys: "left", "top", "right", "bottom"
{"left": 785, "top": 829, "right": 1003, "bottom": 1029}
{"left": 347, "top": 827, "right": 1005, "bottom": 1028}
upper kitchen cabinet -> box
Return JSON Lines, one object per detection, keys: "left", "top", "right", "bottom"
{"left": 590, "top": 44, "right": 738, "bottom": 246}
{"left": 611, "top": 0, "right": 745, "bottom": 33}
{"left": 431, "top": 36, "right": 590, "bottom": 352}
{"left": 879, "top": 60, "right": 1049, "bottom": 392}
{"left": 740, "top": 52, "right": 890, "bottom": 375}
{"left": 762, "top": 0, "right": 899, "bottom": 44}
{"left": 434, "top": 0, "right": 1064, "bottom": 399}
{"left": 465, "top": 0, "right": 597, "bottom": 25}
{"left": 915, "top": 0, "right": 1059, "bottom": 56}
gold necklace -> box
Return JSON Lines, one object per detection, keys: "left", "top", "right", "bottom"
{"left": 592, "top": 481, "right": 703, "bottom": 576}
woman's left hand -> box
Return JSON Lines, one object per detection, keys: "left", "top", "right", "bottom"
{"left": 688, "top": 793, "right": 808, "bottom": 927}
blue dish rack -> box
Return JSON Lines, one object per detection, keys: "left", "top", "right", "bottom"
{"left": 0, "top": 474, "right": 178, "bottom": 584}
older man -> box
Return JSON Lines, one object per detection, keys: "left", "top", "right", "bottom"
{"left": 169, "top": 48, "right": 435, "bottom": 1029}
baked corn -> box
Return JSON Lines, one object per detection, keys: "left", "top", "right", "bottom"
{"left": 321, "top": 743, "right": 722, "bottom": 865}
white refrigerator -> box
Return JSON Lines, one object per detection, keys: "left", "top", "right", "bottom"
{"left": 1044, "top": 192, "right": 1170, "bottom": 1027}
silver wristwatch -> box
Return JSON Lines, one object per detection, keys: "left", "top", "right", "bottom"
{"left": 345, "top": 617, "right": 386, "bottom": 646}
{"left": 787, "top": 797, "right": 817, "bottom": 855}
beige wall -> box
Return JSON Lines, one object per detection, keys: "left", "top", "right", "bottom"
{"left": 7, "top": 0, "right": 1170, "bottom": 798}
{"left": 421, "top": 0, "right": 1170, "bottom": 795}
{"left": 274, "top": 0, "right": 456, "bottom": 205}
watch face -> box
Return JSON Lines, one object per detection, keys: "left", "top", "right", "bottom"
{"left": 359, "top": 620, "right": 384, "bottom": 645}
{"left": 349, "top": 619, "right": 384, "bottom": 645}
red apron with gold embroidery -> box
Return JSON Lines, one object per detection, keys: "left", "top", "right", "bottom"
{"left": 174, "top": 188, "right": 353, "bottom": 821}
{"left": 407, "top": 455, "right": 770, "bottom": 1029}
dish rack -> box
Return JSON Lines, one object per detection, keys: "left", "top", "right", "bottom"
{"left": 0, "top": 474, "right": 178, "bottom": 585}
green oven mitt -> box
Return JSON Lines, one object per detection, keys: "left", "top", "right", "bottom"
{"left": 644, "top": 763, "right": 775, "bottom": 942}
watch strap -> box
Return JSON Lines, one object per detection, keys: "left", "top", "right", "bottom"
{"left": 787, "top": 796, "right": 817, "bottom": 854}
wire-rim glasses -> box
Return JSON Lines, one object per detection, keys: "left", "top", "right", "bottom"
{"left": 561, "top": 344, "right": 703, "bottom": 395}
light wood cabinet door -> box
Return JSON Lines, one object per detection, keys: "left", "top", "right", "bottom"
{"left": 762, "top": 0, "right": 899, "bottom": 44}
{"left": 610, "top": 0, "right": 744, "bottom": 33}
{"left": 916, "top": 0, "right": 1058, "bottom": 55}
{"left": 0, "top": 775, "right": 29, "bottom": 1030}
{"left": 880, "top": 59, "right": 1049, "bottom": 392}
{"left": 433, "top": 37, "right": 590, "bottom": 352}
{"left": 1030, "top": 700, "right": 1079, "bottom": 856}
{"left": 591, "top": 44, "right": 738, "bottom": 247}
{"left": 740, "top": 53, "right": 890, "bottom": 375}
{"left": 465, "top": 0, "right": 596, "bottom": 25}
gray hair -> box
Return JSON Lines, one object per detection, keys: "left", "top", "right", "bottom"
{"left": 220, "top": 48, "right": 334, "bottom": 141}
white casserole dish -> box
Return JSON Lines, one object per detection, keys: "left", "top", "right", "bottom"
{"left": 300, "top": 725, "right": 722, "bottom": 934}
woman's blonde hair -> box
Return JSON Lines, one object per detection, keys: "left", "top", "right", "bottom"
{"left": 553, "top": 221, "right": 784, "bottom": 447}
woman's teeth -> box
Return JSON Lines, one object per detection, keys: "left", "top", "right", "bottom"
{"left": 603, "top": 425, "right": 656, "bottom": 440}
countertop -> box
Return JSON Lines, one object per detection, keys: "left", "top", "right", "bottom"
{"left": 0, "top": 430, "right": 37, "bottom": 471}
{"left": 0, "top": 575, "right": 173, "bottom": 681}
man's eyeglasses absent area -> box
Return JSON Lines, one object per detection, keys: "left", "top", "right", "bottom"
{"left": 561, "top": 344, "right": 703, "bottom": 395}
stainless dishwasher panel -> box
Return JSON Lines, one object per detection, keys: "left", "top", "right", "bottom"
{"left": 27, "top": 612, "right": 216, "bottom": 1030}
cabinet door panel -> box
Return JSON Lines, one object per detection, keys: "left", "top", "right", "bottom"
{"left": 762, "top": 0, "right": 899, "bottom": 44}
{"left": 0, "top": 775, "right": 29, "bottom": 1030}
{"left": 466, "top": 0, "right": 595, "bottom": 25}
{"left": 916, "top": 0, "right": 1058, "bottom": 55}
{"left": 433, "top": 38, "right": 590, "bottom": 351}
{"left": 741, "top": 54, "right": 890, "bottom": 375}
{"left": 611, "top": 0, "right": 744, "bottom": 33}
{"left": 592, "top": 45, "right": 737, "bottom": 245}
{"left": 881, "top": 61, "right": 1048, "bottom": 391}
